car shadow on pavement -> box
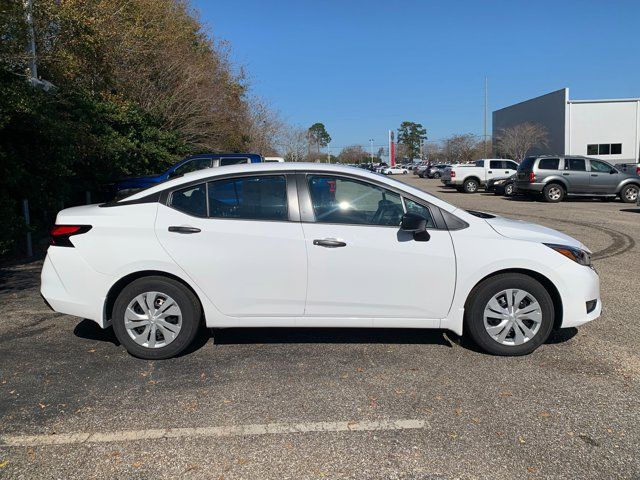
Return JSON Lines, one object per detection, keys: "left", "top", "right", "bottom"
{"left": 74, "top": 319, "right": 120, "bottom": 346}
{"left": 620, "top": 208, "right": 640, "bottom": 214}
{"left": 210, "top": 327, "right": 453, "bottom": 347}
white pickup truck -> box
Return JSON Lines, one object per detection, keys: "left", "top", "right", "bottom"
{"left": 441, "top": 158, "right": 519, "bottom": 193}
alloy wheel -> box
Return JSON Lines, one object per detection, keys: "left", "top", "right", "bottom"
{"left": 125, "top": 291, "right": 183, "bottom": 348}
{"left": 624, "top": 186, "right": 638, "bottom": 202}
{"left": 547, "top": 186, "right": 562, "bottom": 201}
{"left": 483, "top": 289, "right": 542, "bottom": 346}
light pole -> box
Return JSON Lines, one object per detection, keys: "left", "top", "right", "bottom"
{"left": 369, "top": 139, "right": 374, "bottom": 164}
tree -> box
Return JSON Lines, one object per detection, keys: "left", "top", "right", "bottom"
{"left": 307, "top": 123, "right": 331, "bottom": 153}
{"left": 338, "top": 145, "right": 368, "bottom": 164}
{"left": 279, "top": 125, "right": 308, "bottom": 162}
{"left": 495, "top": 122, "right": 549, "bottom": 161}
{"left": 444, "top": 134, "right": 479, "bottom": 163}
{"left": 397, "top": 121, "right": 427, "bottom": 161}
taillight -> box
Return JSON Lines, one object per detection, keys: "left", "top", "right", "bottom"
{"left": 636, "top": 165, "right": 640, "bottom": 176}
{"left": 50, "top": 225, "right": 92, "bottom": 247}
{"left": 450, "top": 171, "right": 456, "bottom": 178}
{"left": 529, "top": 172, "right": 535, "bottom": 183}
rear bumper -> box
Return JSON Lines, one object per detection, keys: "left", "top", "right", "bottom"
{"left": 515, "top": 181, "right": 544, "bottom": 193}
{"left": 441, "top": 179, "right": 461, "bottom": 186}
{"left": 41, "top": 248, "right": 112, "bottom": 328}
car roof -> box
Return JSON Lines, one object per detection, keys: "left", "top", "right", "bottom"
{"left": 124, "top": 162, "right": 458, "bottom": 212}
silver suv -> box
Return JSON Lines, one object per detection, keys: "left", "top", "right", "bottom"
{"left": 515, "top": 155, "right": 640, "bottom": 203}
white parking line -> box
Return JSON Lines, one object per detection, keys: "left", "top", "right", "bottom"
{"left": 0, "top": 419, "right": 429, "bottom": 447}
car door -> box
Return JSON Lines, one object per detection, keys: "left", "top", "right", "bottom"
{"left": 588, "top": 159, "right": 620, "bottom": 193}
{"left": 487, "top": 160, "right": 507, "bottom": 182}
{"left": 155, "top": 173, "right": 307, "bottom": 316}
{"left": 562, "top": 158, "right": 590, "bottom": 192}
{"left": 503, "top": 160, "right": 519, "bottom": 177}
{"left": 298, "top": 173, "right": 456, "bottom": 322}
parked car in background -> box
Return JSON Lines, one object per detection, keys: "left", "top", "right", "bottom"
{"left": 515, "top": 156, "right": 640, "bottom": 203}
{"left": 614, "top": 162, "right": 640, "bottom": 176}
{"left": 441, "top": 159, "right": 519, "bottom": 193}
{"left": 412, "top": 162, "right": 427, "bottom": 175}
{"left": 486, "top": 175, "right": 517, "bottom": 197}
{"left": 382, "top": 166, "right": 409, "bottom": 175}
{"left": 114, "top": 153, "right": 263, "bottom": 197}
{"left": 415, "top": 164, "right": 430, "bottom": 177}
{"left": 42, "top": 162, "right": 601, "bottom": 359}
{"left": 424, "top": 164, "right": 451, "bottom": 179}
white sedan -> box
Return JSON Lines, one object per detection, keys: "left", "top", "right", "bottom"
{"left": 42, "top": 163, "right": 601, "bottom": 359}
{"left": 382, "top": 166, "right": 408, "bottom": 175}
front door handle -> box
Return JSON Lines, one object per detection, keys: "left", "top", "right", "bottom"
{"left": 488, "top": 170, "right": 493, "bottom": 174}
{"left": 168, "top": 226, "right": 201, "bottom": 234}
{"left": 313, "top": 238, "right": 347, "bottom": 248}
{"left": 591, "top": 174, "right": 598, "bottom": 177}
{"left": 562, "top": 173, "right": 570, "bottom": 176}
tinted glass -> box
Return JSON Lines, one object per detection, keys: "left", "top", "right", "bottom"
{"left": 587, "top": 144, "right": 598, "bottom": 155}
{"left": 565, "top": 158, "right": 586, "bottom": 171}
{"left": 537, "top": 158, "right": 560, "bottom": 170}
{"left": 174, "top": 158, "right": 211, "bottom": 175}
{"left": 170, "top": 184, "right": 207, "bottom": 217}
{"left": 518, "top": 157, "right": 536, "bottom": 171}
{"left": 219, "top": 157, "right": 250, "bottom": 166}
{"left": 611, "top": 143, "right": 622, "bottom": 155}
{"left": 308, "top": 176, "right": 403, "bottom": 226}
{"left": 208, "top": 175, "right": 287, "bottom": 221}
{"left": 590, "top": 160, "right": 613, "bottom": 173}
{"left": 489, "top": 160, "right": 503, "bottom": 169}
{"left": 505, "top": 161, "right": 519, "bottom": 170}
{"left": 404, "top": 198, "right": 435, "bottom": 228}
{"left": 474, "top": 160, "right": 484, "bottom": 167}
{"left": 599, "top": 144, "right": 610, "bottom": 155}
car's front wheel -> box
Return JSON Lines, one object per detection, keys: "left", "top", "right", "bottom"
{"left": 504, "top": 183, "right": 515, "bottom": 197}
{"left": 465, "top": 273, "right": 554, "bottom": 356}
{"left": 433, "top": 172, "right": 441, "bottom": 179}
{"left": 619, "top": 184, "right": 639, "bottom": 203}
{"left": 112, "top": 276, "right": 203, "bottom": 360}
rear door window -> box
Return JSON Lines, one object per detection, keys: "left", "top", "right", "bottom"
{"left": 537, "top": 158, "right": 560, "bottom": 170}
{"left": 489, "top": 160, "right": 503, "bottom": 169}
{"left": 565, "top": 158, "right": 586, "bottom": 171}
{"left": 170, "top": 184, "right": 207, "bottom": 217}
{"left": 174, "top": 158, "right": 212, "bottom": 175}
{"left": 208, "top": 175, "right": 288, "bottom": 221}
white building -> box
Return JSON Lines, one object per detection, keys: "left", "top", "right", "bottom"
{"left": 493, "top": 88, "right": 640, "bottom": 165}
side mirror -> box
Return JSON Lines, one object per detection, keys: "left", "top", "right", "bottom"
{"left": 168, "top": 171, "right": 180, "bottom": 179}
{"left": 400, "top": 213, "right": 430, "bottom": 241}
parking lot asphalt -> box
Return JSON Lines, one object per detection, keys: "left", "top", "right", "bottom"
{"left": 1, "top": 177, "right": 639, "bottom": 479}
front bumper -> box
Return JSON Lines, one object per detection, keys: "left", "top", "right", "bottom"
{"left": 556, "top": 263, "right": 602, "bottom": 329}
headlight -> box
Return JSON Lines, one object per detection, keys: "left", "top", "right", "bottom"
{"left": 544, "top": 243, "right": 592, "bottom": 267}
{"left": 494, "top": 179, "right": 506, "bottom": 185}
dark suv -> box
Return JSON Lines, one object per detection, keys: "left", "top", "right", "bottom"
{"left": 515, "top": 155, "right": 640, "bottom": 203}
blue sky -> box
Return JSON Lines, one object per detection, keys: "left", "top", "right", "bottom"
{"left": 194, "top": 0, "right": 639, "bottom": 152}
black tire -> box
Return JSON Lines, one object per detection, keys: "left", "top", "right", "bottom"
{"left": 112, "top": 276, "right": 203, "bottom": 360}
{"left": 455, "top": 186, "right": 464, "bottom": 192}
{"left": 619, "top": 184, "right": 639, "bottom": 203}
{"left": 542, "top": 183, "right": 565, "bottom": 203}
{"left": 463, "top": 178, "right": 479, "bottom": 193}
{"left": 504, "top": 183, "right": 515, "bottom": 197}
{"left": 465, "top": 273, "right": 555, "bottom": 356}
{"left": 433, "top": 172, "right": 441, "bottom": 179}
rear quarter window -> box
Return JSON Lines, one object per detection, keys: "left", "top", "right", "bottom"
{"left": 537, "top": 158, "right": 560, "bottom": 170}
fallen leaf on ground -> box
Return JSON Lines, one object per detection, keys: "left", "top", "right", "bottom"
{"left": 0, "top": 460, "right": 8, "bottom": 468}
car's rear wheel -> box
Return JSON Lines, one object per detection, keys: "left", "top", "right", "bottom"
{"left": 112, "top": 276, "right": 202, "bottom": 360}
{"left": 465, "top": 274, "right": 554, "bottom": 356}
{"left": 542, "top": 183, "right": 564, "bottom": 203}
{"left": 433, "top": 172, "right": 441, "bottom": 179}
{"left": 620, "top": 184, "right": 639, "bottom": 203}
{"left": 463, "top": 178, "right": 479, "bottom": 193}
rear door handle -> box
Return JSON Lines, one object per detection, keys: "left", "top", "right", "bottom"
{"left": 591, "top": 174, "right": 598, "bottom": 177}
{"left": 168, "top": 226, "right": 201, "bottom": 234}
{"left": 313, "top": 238, "right": 347, "bottom": 248}
{"left": 562, "top": 173, "right": 570, "bottom": 176}
{"left": 488, "top": 170, "right": 493, "bottom": 174}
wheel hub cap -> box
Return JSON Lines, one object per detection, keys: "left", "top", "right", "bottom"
{"left": 125, "top": 291, "right": 182, "bottom": 349}
{"left": 483, "top": 289, "right": 542, "bottom": 346}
